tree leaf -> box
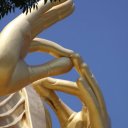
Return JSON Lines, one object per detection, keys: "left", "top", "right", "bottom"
{"left": 0, "top": 0, "right": 58, "bottom": 19}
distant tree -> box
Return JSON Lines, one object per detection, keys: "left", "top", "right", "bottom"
{"left": 0, "top": 0, "right": 56, "bottom": 19}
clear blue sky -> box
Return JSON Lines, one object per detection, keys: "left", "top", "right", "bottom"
{"left": 0, "top": 0, "right": 128, "bottom": 128}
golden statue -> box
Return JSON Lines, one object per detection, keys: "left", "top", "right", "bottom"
{"left": 0, "top": 0, "right": 110, "bottom": 127}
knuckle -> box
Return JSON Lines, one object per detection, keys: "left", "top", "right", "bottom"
{"left": 70, "top": 52, "right": 81, "bottom": 58}
{"left": 81, "top": 63, "right": 88, "bottom": 68}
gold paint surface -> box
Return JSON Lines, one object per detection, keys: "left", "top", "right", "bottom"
{"left": 0, "top": 0, "right": 110, "bottom": 127}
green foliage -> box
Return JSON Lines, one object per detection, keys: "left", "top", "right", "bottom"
{"left": 0, "top": 0, "right": 58, "bottom": 19}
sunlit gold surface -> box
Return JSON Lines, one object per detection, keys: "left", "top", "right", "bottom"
{"left": 32, "top": 39, "right": 110, "bottom": 128}
{"left": 0, "top": 0, "right": 110, "bottom": 127}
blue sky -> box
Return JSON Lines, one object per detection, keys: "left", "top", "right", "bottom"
{"left": 0, "top": 0, "right": 128, "bottom": 127}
